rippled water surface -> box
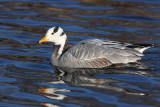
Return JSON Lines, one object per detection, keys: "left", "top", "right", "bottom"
{"left": 0, "top": 0, "right": 160, "bottom": 107}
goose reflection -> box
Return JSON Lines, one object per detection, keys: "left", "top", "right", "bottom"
{"left": 53, "top": 66, "right": 149, "bottom": 96}
{"left": 38, "top": 88, "right": 70, "bottom": 100}
{"left": 2, "top": 64, "right": 156, "bottom": 107}
{"left": 39, "top": 63, "right": 153, "bottom": 106}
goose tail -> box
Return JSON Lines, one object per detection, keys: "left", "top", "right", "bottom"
{"left": 126, "top": 44, "right": 154, "bottom": 53}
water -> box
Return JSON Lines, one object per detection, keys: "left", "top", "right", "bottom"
{"left": 0, "top": 0, "right": 160, "bottom": 107}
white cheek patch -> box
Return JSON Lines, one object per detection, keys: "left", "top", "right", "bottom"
{"left": 45, "top": 28, "right": 54, "bottom": 40}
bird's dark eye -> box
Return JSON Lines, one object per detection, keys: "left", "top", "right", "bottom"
{"left": 52, "top": 32, "right": 54, "bottom": 35}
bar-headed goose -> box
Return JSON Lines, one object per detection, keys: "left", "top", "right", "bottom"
{"left": 39, "top": 26, "right": 153, "bottom": 68}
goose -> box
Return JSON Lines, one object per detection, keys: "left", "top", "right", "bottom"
{"left": 39, "top": 26, "right": 153, "bottom": 68}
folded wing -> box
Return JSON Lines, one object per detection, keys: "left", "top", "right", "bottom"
{"left": 59, "top": 39, "right": 149, "bottom": 68}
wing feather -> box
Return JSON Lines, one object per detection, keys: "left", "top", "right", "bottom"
{"left": 59, "top": 39, "right": 144, "bottom": 68}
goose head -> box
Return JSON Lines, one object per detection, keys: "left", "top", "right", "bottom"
{"left": 39, "top": 26, "right": 67, "bottom": 45}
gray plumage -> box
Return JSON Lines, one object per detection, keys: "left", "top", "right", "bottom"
{"left": 52, "top": 39, "right": 151, "bottom": 68}
{"left": 39, "top": 27, "right": 153, "bottom": 68}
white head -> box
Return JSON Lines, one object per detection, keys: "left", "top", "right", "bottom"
{"left": 39, "top": 26, "right": 67, "bottom": 45}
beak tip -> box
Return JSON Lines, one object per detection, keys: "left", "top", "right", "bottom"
{"left": 39, "top": 36, "right": 48, "bottom": 44}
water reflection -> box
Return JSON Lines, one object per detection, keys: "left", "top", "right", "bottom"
{"left": 36, "top": 65, "right": 160, "bottom": 106}
{"left": 39, "top": 85, "right": 70, "bottom": 101}
{"left": 0, "top": 62, "right": 160, "bottom": 106}
{"left": 52, "top": 66, "right": 149, "bottom": 95}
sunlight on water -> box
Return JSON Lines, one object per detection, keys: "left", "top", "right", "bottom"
{"left": 0, "top": 0, "right": 160, "bottom": 106}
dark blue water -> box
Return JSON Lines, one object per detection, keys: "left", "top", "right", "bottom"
{"left": 0, "top": 0, "right": 160, "bottom": 107}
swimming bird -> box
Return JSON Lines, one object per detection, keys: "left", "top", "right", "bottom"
{"left": 39, "top": 26, "right": 153, "bottom": 68}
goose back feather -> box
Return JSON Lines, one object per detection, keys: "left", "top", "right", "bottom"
{"left": 57, "top": 39, "right": 146, "bottom": 68}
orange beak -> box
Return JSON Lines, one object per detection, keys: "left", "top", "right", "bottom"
{"left": 39, "top": 36, "right": 49, "bottom": 43}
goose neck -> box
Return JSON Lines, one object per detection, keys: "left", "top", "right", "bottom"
{"left": 53, "top": 39, "right": 68, "bottom": 58}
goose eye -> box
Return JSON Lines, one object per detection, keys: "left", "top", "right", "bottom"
{"left": 52, "top": 32, "right": 54, "bottom": 35}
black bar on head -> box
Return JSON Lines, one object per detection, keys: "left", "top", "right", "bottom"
{"left": 54, "top": 26, "right": 59, "bottom": 33}
{"left": 60, "top": 32, "right": 65, "bottom": 36}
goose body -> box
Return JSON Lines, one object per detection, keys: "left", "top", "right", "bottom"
{"left": 39, "top": 27, "right": 153, "bottom": 68}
